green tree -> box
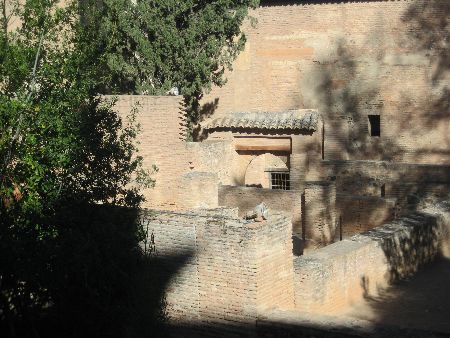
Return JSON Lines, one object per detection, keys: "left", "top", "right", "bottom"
{"left": 82, "top": 0, "right": 259, "bottom": 132}
{"left": 0, "top": 0, "right": 157, "bottom": 336}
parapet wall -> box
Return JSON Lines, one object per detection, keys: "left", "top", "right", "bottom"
{"left": 294, "top": 201, "right": 450, "bottom": 314}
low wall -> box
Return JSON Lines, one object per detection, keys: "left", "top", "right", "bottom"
{"left": 294, "top": 201, "right": 450, "bottom": 314}
{"left": 139, "top": 208, "right": 295, "bottom": 336}
{"left": 336, "top": 194, "right": 396, "bottom": 239}
{"left": 218, "top": 185, "right": 302, "bottom": 234}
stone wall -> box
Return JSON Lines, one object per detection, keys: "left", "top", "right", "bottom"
{"left": 140, "top": 208, "right": 295, "bottom": 335}
{"left": 294, "top": 201, "right": 450, "bottom": 314}
{"left": 201, "top": 0, "right": 450, "bottom": 164}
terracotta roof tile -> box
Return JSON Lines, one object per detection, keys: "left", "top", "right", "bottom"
{"left": 202, "top": 109, "right": 319, "bottom": 131}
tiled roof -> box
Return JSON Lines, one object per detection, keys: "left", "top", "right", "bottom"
{"left": 201, "top": 109, "right": 319, "bottom": 131}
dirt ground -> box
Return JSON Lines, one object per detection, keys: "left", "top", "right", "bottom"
{"left": 344, "top": 257, "right": 450, "bottom": 334}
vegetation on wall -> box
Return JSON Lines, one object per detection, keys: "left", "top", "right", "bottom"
{"left": 82, "top": 0, "right": 259, "bottom": 135}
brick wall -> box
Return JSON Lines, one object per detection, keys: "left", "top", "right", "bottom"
{"left": 322, "top": 160, "right": 450, "bottom": 209}
{"left": 294, "top": 202, "right": 450, "bottom": 314}
{"left": 140, "top": 208, "right": 295, "bottom": 335}
{"left": 186, "top": 140, "right": 238, "bottom": 186}
{"left": 140, "top": 211, "right": 200, "bottom": 322}
{"left": 302, "top": 181, "right": 337, "bottom": 250}
{"left": 201, "top": 0, "right": 450, "bottom": 164}
{"left": 111, "top": 95, "right": 221, "bottom": 210}
{"left": 336, "top": 194, "right": 396, "bottom": 239}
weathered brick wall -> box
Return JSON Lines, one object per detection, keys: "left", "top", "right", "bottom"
{"left": 294, "top": 202, "right": 450, "bottom": 314}
{"left": 302, "top": 181, "right": 337, "bottom": 249}
{"left": 186, "top": 140, "right": 238, "bottom": 186}
{"left": 140, "top": 211, "right": 200, "bottom": 322}
{"left": 196, "top": 213, "right": 295, "bottom": 335}
{"left": 322, "top": 160, "right": 450, "bottom": 211}
{"left": 112, "top": 95, "right": 220, "bottom": 210}
{"left": 218, "top": 185, "right": 302, "bottom": 235}
{"left": 140, "top": 209, "right": 295, "bottom": 335}
{"left": 336, "top": 194, "right": 396, "bottom": 239}
{"left": 201, "top": 0, "right": 450, "bottom": 164}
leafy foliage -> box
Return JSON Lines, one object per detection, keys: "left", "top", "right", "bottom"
{"left": 0, "top": 0, "right": 159, "bottom": 336}
{"left": 82, "top": 0, "right": 259, "bottom": 129}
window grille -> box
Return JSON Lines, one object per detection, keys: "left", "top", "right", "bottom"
{"left": 270, "top": 172, "right": 290, "bottom": 190}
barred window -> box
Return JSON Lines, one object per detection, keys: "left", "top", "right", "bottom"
{"left": 270, "top": 172, "right": 290, "bottom": 190}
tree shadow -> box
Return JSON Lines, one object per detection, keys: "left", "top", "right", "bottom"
{"left": 0, "top": 204, "right": 194, "bottom": 338}
{"left": 192, "top": 98, "right": 219, "bottom": 141}
{"left": 392, "top": 0, "right": 450, "bottom": 144}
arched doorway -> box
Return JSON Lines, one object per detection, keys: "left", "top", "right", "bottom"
{"left": 244, "top": 153, "right": 289, "bottom": 189}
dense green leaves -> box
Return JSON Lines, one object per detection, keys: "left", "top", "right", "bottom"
{"left": 0, "top": 0, "right": 156, "bottom": 335}
{"left": 84, "top": 0, "right": 259, "bottom": 129}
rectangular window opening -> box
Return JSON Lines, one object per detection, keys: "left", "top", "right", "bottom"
{"left": 270, "top": 172, "right": 290, "bottom": 190}
{"left": 368, "top": 115, "right": 381, "bottom": 137}
{"left": 381, "top": 183, "right": 386, "bottom": 198}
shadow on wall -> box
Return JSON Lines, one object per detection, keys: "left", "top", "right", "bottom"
{"left": 306, "top": 0, "right": 449, "bottom": 163}
{"left": 192, "top": 98, "right": 219, "bottom": 141}
{"left": 357, "top": 204, "right": 450, "bottom": 334}
{"left": 381, "top": 212, "right": 440, "bottom": 283}
{"left": 401, "top": 0, "right": 450, "bottom": 129}
{"left": 302, "top": 0, "right": 450, "bottom": 232}
{"left": 356, "top": 258, "right": 450, "bottom": 335}
{"left": 308, "top": 38, "right": 402, "bottom": 162}
{"left": 0, "top": 204, "right": 195, "bottom": 338}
